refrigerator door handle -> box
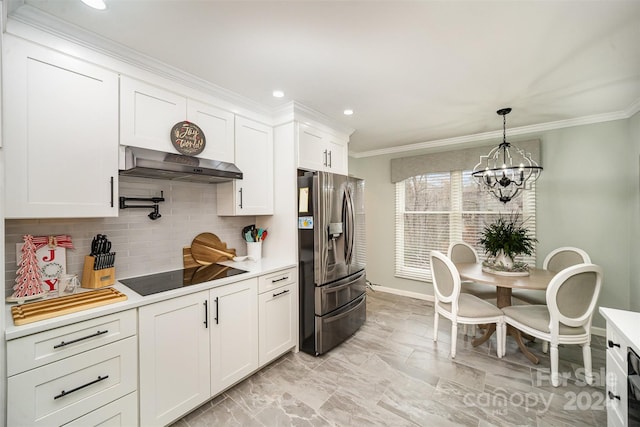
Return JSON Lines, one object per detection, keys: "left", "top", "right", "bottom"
{"left": 343, "top": 187, "right": 355, "bottom": 265}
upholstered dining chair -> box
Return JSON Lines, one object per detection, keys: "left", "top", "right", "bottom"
{"left": 500, "top": 263, "right": 603, "bottom": 387}
{"left": 430, "top": 250, "right": 505, "bottom": 358}
{"left": 447, "top": 242, "right": 497, "bottom": 300}
{"left": 512, "top": 246, "right": 591, "bottom": 306}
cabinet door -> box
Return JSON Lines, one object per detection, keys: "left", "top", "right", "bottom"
{"left": 259, "top": 283, "right": 297, "bottom": 366}
{"left": 217, "top": 117, "right": 273, "bottom": 215}
{"left": 187, "top": 99, "right": 235, "bottom": 163}
{"left": 298, "top": 123, "right": 327, "bottom": 172}
{"left": 138, "top": 292, "right": 210, "bottom": 426}
{"left": 3, "top": 36, "right": 119, "bottom": 218}
{"left": 120, "top": 76, "right": 186, "bottom": 153}
{"left": 326, "top": 135, "right": 348, "bottom": 175}
{"left": 210, "top": 278, "right": 259, "bottom": 396}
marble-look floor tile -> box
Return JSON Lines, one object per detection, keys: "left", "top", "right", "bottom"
{"left": 169, "top": 290, "right": 607, "bottom": 427}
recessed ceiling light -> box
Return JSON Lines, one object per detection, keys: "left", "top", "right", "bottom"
{"left": 81, "top": 0, "right": 107, "bottom": 10}
{"left": 272, "top": 90, "right": 285, "bottom": 98}
{"left": 343, "top": 109, "right": 354, "bottom": 116}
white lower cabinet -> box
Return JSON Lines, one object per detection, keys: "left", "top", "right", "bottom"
{"left": 63, "top": 391, "right": 138, "bottom": 427}
{"left": 138, "top": 291, "right": 211, "bottom": 427}
{"left": 210, "top": 278, "right": 259, "bottom": 396}
{"left": 6, "top": 310, "right": 138, "bottom": 427}
{"left": 258, "top": 268, "right": 297, "bottom": 366}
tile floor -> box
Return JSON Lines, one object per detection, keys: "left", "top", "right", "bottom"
{"left": 170, "top": 290, "right": 607, "bottom": 426}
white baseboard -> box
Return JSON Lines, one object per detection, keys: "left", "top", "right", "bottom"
{"left": 370, "top": 285, "right": 434, "bottom": 302}
{"left": 369, "top": 285, "right": 607, "bottom": 338}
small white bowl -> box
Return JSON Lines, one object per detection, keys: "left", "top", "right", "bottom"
{"left": 233, "top": 256, "right": 248, "bottom": 262}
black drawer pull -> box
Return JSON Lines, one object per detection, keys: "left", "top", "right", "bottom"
{"left": 204, "top": 300, "right": 208, "bottom": 328}
{"left": 608, "top": 391, "right": 621, "bottom": 401}
{"left": 215, "top": 297, "right": 219, "bottom": 324}
{"left": 53, "top": 330, "right": 109, "bottom": 349}
{"left": 271, "top": 276, "right": 288, "bottom": 283}
{"left": 54, "top": 375, "right": 109, "bottom": 400}
{"left": 273, "top": 289, "right": 290, "bottom": 298}
{"left": 608, "top": 340, "right": 621, "bottom": 349}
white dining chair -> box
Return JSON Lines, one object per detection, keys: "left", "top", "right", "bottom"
{"left": 447, "top": 242, "right": 497, "bottom": 300}
{"left": 500, "top": 263, "right": 603, "bottom": 387}
{"left": 430, "top": 250, "right": 504, "bottom": 358}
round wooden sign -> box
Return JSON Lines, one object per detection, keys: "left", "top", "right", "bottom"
{"left": 170, "top": 121, "right": 206, "bottom": 156}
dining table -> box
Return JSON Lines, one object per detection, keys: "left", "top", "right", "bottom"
{"left": 454, "top": 262, "right": 557, "bottom": 364}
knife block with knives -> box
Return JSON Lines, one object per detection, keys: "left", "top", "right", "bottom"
{"left": 82, "top": 234, "right": 116, "bottom": 289}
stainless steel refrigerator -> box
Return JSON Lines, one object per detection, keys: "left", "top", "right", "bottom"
{"left": 298, "top": 171, "right": 366, "bottom": 356}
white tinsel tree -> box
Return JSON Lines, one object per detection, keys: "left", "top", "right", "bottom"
{"left": 12, "top": 235, "right": 45, "bottom": 300}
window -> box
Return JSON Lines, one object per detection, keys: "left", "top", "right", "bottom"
{"left": 395, "top": 170, "right": 536, "bottom": 282}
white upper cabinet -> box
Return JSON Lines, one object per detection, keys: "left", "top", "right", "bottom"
{"left": 217, "top": 117, "right": 274, "bottom": 216}
{"left": 298, "top": 123, "right": 348, "bottom": 175}
{"left": 3, "top": 36, "right": 119, "bottom": 218}
{"left": 120, "top": 76, "right": 235, "bottom": 162}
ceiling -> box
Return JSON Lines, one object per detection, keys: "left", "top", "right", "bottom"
{"left": 12, "top": 0, "right": 640, "bottom": 156}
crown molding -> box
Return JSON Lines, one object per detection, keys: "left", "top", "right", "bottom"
{"left": 351, "top": 104, "right": 638, "bottom": 159}
{"left": 7, "top": 4, "right": 272, "bottom": 118}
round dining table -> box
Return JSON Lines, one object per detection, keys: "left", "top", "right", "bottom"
{"left": 454, "top": 262, "right": 557, "bottom": 364}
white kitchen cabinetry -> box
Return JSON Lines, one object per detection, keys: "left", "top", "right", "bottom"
{"left": 210, "top": 278, "right": 259, "bottom": 395}
{"left": 120, "top": 76, "right": 235, "bottom": 163}
{"left": 298, "top": 123, "right": 348, "bottom": 175}
{"left": 258, "top": 268, "right": 297, "bottom": 366}
{"left": 138, "top": 291, "right": 211, "bottom": 427}
{"left": 6, "top": 310, "right": 137, "bottom": 426}
{"left": 3, "top": 35, "right": 119, "bottom": 218}
{"left": 217, "top": 117, "right": 274, "bottom": 215}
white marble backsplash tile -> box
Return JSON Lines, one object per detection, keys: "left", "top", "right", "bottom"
{"left": 4, "top": 176, "right": 254, "bottom": 296}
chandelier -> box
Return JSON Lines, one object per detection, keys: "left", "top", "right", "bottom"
{"left": 472, "top": 108, "right": 542, "bottom": 203}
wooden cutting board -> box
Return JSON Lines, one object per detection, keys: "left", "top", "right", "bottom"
{"left": 11, "top": 288, "right": 128, "bottom": 326}
{"left": 190, "top": 232, "right": 236, "bottom": 266}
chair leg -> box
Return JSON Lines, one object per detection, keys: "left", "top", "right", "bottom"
{"left": 542, "top": 341, "right": 549, "bottom": 354}
{"left": 463, "top": 324, "right": 467, "bottom": 335}
{"left": 496, "top": 322, "right": 503, "bottom": 358}
{"left": 550, "top": 344, "right": 560, "bottom": 387}
{"left": 582, "top": 343, "right": 593, "bottom": 385}
{"left": 433, "top": 311, "right": 439, "bottom": 342}
{"left": 470, "top": 325, "right": 476, "bottom": 336}
{"left": 451, "top": 322, "right": 458, "bottom": 358}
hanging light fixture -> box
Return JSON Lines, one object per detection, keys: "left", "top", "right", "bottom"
{"left": 472, "top": 108, "right": 542, "bottom": 203}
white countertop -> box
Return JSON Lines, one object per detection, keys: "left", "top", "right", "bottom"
{"left": 5, "top": 257, "right": 296, "bottom": 340}
{"left": 599, "top": 306, "right": 640, "bottom": 354}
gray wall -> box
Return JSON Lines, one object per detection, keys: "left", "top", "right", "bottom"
{"left": 351, "top": 114, "right": 639, "bottom": 327}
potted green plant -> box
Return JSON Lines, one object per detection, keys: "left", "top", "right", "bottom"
{"left": 478, "top": 211, "right": 536, "bottom": 272}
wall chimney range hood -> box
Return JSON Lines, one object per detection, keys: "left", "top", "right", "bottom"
{"left": 120, "top": 146, "right": 242, "bottom": 183}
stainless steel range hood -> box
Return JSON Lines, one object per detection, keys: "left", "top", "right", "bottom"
{"left": 120, "top": 146, "right": 242, "bottom": 183}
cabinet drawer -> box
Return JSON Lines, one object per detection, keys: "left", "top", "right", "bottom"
{"left": 606, "top": 322, "right": 626, "bottom": 369}
{"left": 63, "top": 392, "right": 138, "bottom": 427}
{"left": 8, "top": 336, "right": 137, "bottom": 427}
{"left": 7, "top": 309, "right": 136, "bottom": 376}
{"left": 606, "top": 351, "right": 627, "bottom": 427}
{"left": 259, "top": 268, "right": 296, "bottom": 294}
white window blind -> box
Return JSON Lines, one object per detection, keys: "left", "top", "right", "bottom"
{"left": 395, "top": 170, "right": 536, "bottom": 282}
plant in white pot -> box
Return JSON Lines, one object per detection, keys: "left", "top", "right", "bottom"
{"left": 478, "top": 212, "right": 536, "bottom": 272}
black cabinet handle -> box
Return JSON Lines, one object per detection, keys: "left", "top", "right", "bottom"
{"left": 204, "top": 300, "right": 208, "bottom": 328}
{"left": 110, "top": 176, "right": 114, "bottom": 207}
{"left": 215, "top": 297, "right": 219, "bottom": 324}
{"left": 608, "top": 391, "right": 621, "bottom": 400}
{"left": 323, "top": 150, "right": 328, "bottom": 166}
{"left": 53, "top": 330, "right": 108, "bottom": 349}
{"left": 273, "top": 289, "right": 290, "bottom": 298}
{"left": 328, "top": 150, "right": 332, "bottom": 168}
{"left": 239, "top": 188, "right": 243, "bottom": 209}
{"left": 271, "top": 276, "right": 288, "bottom": 283}
{"left": 608, "top": 340, "right": 620, "bottom": 349}
{"left": 54, "top": 375, "right": 109, "bottom": 400}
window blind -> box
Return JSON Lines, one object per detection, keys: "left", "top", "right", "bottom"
{"left": 395, "top": 170, "right": 536, "bottom": 282}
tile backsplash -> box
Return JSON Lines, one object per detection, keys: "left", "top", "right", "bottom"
{"left": 5, "top": 176, "right": 253, "bottom": 296}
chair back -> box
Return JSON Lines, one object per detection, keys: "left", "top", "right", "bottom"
{"left": 430, "top": 250, "right": 461, "bottom": 306}
{"left": 447, "top": 242, "right": 478, "bottom": 264}
{"left": 546, "top": 263, "right": 603, "bottom": 331}
{"left": 543, "top": 247, "right": 591, "bottom": 272}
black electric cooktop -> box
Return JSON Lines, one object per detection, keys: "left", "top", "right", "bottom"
{"left": 120, "top": 264, "right": 248, "bottom": 296}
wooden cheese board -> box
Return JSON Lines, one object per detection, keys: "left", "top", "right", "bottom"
{"left": 11, "top": 288, "right": 127, "bottom": 326}
{"left": 188, "top": 232, "right": 236, "bottom": 266}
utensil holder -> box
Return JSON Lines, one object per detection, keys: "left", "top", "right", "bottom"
{"left": 81, "top": 256, "right": 115, "bottom": 289}
{"left": 247, "top": 241, "right": 262, "bottom": 260}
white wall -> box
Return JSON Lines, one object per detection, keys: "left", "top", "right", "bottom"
{"left": 4, "top": 176, "right": 255, "bottom": 295}
{"left": 351, "top": 117, "right": 636, "bottom": 327}
{"left": 629, "top": 111, "right": 640, "bottom": 312}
